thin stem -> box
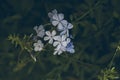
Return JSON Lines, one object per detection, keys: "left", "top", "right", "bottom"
{"left": 75, "top": 1, "right": 101, "bottom": 22}
{"left": 109, "top": 46, "right": 119, "bottom": 69}
{"left": 43, "top": 23, "right": 51, "bottom": 26}
{"left": 61, "top": 54, "right": 99, "bottom": 69}
{"left": 17, "top": 50, "right": 23, "bottom": 63}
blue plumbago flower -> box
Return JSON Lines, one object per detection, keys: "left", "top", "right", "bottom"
{"left": 66, "top": 42, "right": 75, "bottom": 53}
{"left": 59, "top": 22, "right": 73, "bottom": 37}
{"left": 33, "top": 25, "right": 45, "bottom": 38}
{"left": 44, "top": 30, "right": 58, "bottom": 44}
{"left": 53, "top": 35, "right": 71, "bottom": 48}
{"left": 33, "top": 40, "right": 44, "bottom": 52}
{"left": 53, "top": 35, "right": 71, "bottom": 55}
{"left": 48, "top": 10, "right": 68, "bottom": 31}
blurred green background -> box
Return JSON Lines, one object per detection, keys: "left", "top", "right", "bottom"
{"left": 0, "top": 0, "right": 120, "bottom": 80}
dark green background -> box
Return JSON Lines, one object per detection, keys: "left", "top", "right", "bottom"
{"left": 0, "top": 0, "right": 120, "bottom": 80}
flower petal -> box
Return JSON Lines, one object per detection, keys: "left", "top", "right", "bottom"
{"left": 33, "top": 43, "right": 37, "bottom": 46}
{"left": 56, "top": 44, "right": 61, "bottom": 50}
{"left": 48, "top": 39, "right": 53, "bottom": 44}
{"left": 33, "top": 26, "right": 38, "bottom": 31}
{"left": 60, "top": 30, "right": 67, "bottom": 35}
{"left": 58, "top": 13, "right": 64, "bottom": 20}
{"left": 45, "top": 31, "right": 51, "bottom": 36}
{"left": 53, "top": 42, "right": 59, "bottom": 47}
{"left": 38, "top": 25, "right": 44, "bottom": 30}
{"left": 44, "top": 36, "right": 50, "bottom": 41}
{"left": 37, "top": 30, "right": 45, "bottom": 38}
{"left": 57, "top": 23, "right": 64, "bottom": 31}
{"left": 52, "top": 14, "right": 59, "bottom": 20}
{"left": 68, "top": 23, "right": 73, "bottom": 29}
{"left": 53, "top": 36, "right": 60, "bottom": 40}
{"left": 53, "top": 50, "right": 57, "bottom": 55}
{"left": 48, "top": 9, "right": 57, "bottom": 18}
{"left": 34, "top": 47, "right": 39, "bottom": 52}
{"left": 58, "top": 50, "right": 62, "bottom": 55}
{"left": 52, "top": 30, "right": 56, "bottom": 36}
{"left": 62, "top": 41, "right": 67, "bottom": 47}
{"left": 70, "top": 49, "right": 75, "bottom": 53}
{"left": 66, "top": 38, "right": 71, "bottom": 43}
{"left": 52, "top": 20, "right": 59, "bottom": 26}
{"left": 67, "top": 49, "right": 75, "bottom": 53}
{"left": 62, "top": 35, "right": 66, "bottom": 41}
{"left": 48, "top": 12, "right": 53, "bottom": 18}
{"left": 52, "top": 9, "right": 57, "bottom": 14}
{"left": 61, "top": 20, "right": 68, "bottom": 27}
{"left": 38, "top": 40, "right": 42, "bottom": 43}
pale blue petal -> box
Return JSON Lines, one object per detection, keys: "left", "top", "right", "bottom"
{"left": 61, "top": 20, "right": 68, "bottom": 27}
{"left": 53, "top": 42, "right": 59, "bottom": 47}
{"left": 60, "top": 30, "right": 67, "bottom": 35}
{"left": 48, "top": 39, "right": 53, "bottom": 44}
{"left": 62, "top": 41, "right": 67, "bottom": 47}
{"left": 56, "top": 44, "right": 61, "bottom": 50}
{"left": 48, "top": 9, "right": 57, "bottom": 18}
{"left": 45, "top": 31, "right": 51, "bottom": 36}
{"left": 68, "top": 23, "right": 73, "bottom": 29}
{"left": 57, "top": 23, "right": 64, "bottom": 31}
{"left": 37, "top": 31, "right": 45, "bottom": 38}
{"left": 66, "top": 38, "right": 71, "bottom": 43}
{"left": 58, "top": 50, "right": 62, "bottom": 55}
{"left": 52, "top": 9, "right": 57, "bottom": 14}
{"left": 38, "top": 40, "right": 42, "bottom": 44}
{"left": 34, "top": 47, "right": 38, "bottom": 51}
{"left": 53, "top": 36, "right": 60, "bottom": 40}
{"left": 48, "top": 12, "right": 53, "bottom": 18}
{"left": 58, "top": 13, "right": 64, "bottom": 20}
{"left": 52, "top": 20, "right": 59, "bottom": 26}
{"left": 38, "top": 25, "right": 44, "bottom": 30}
{"left": 62, "top": 35, "right": 66, "bottom": 41}
{"left": 44, "top": 36, "right": 50, "bottom": 41}
{"left": 33, "top": 26, "right": 38, "bottom": 31}
{"left": 52, "top": 30, "right": 56, "bottom": 36}
{"left": 68, "top": 49, "right": 75, "bottom": 53}
{"left": 52, "top": 14, "right": 59, "bottom": 20}
{"left": 33, "top": 43, "right": 37, "bottom": 46}
{"left": 53, "top": 50, "right": 57, "bottom": 55}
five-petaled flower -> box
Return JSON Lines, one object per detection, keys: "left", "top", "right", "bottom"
{"left": 33, "top": 40, "right": 44, "bottom": 52}
{"left": 44, "top": 30, "right": 58, "bottom": 44}
{"left": 33, "top": 25, "right": 45, "bottom": 38}
{"left": 53, "top": 35, "right": 71, "bottom": 55}
{"left": 59, "top": 22, "right": 73, "bottom": 37}
{"left": 49, "top": 11, "right": 68, "bottom": 31}
{"left": 53, "top": 35, "right": 70, "bottom": 48}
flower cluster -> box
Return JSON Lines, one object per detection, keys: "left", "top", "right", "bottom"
{"left": 33, "top": 9, "right": 75, "bottom": 55}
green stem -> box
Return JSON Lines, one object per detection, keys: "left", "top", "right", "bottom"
{"left": 75, "top": 1, "right": 101, "bottom": 22}
{"left": 109, "top": 46, "right": 119, "bottom": 69}
{"left": 43, "top": 23, "right": 51, "bottom": 26}
{"left": 61, "top": 54, "right": 99, "bottom": 69}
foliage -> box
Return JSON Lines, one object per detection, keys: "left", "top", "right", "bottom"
{"left": 98, "top": 67, "right": 119, "bottom": 80}
{"left": 0, "top": 0, "right": 120, "bottom": 80}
